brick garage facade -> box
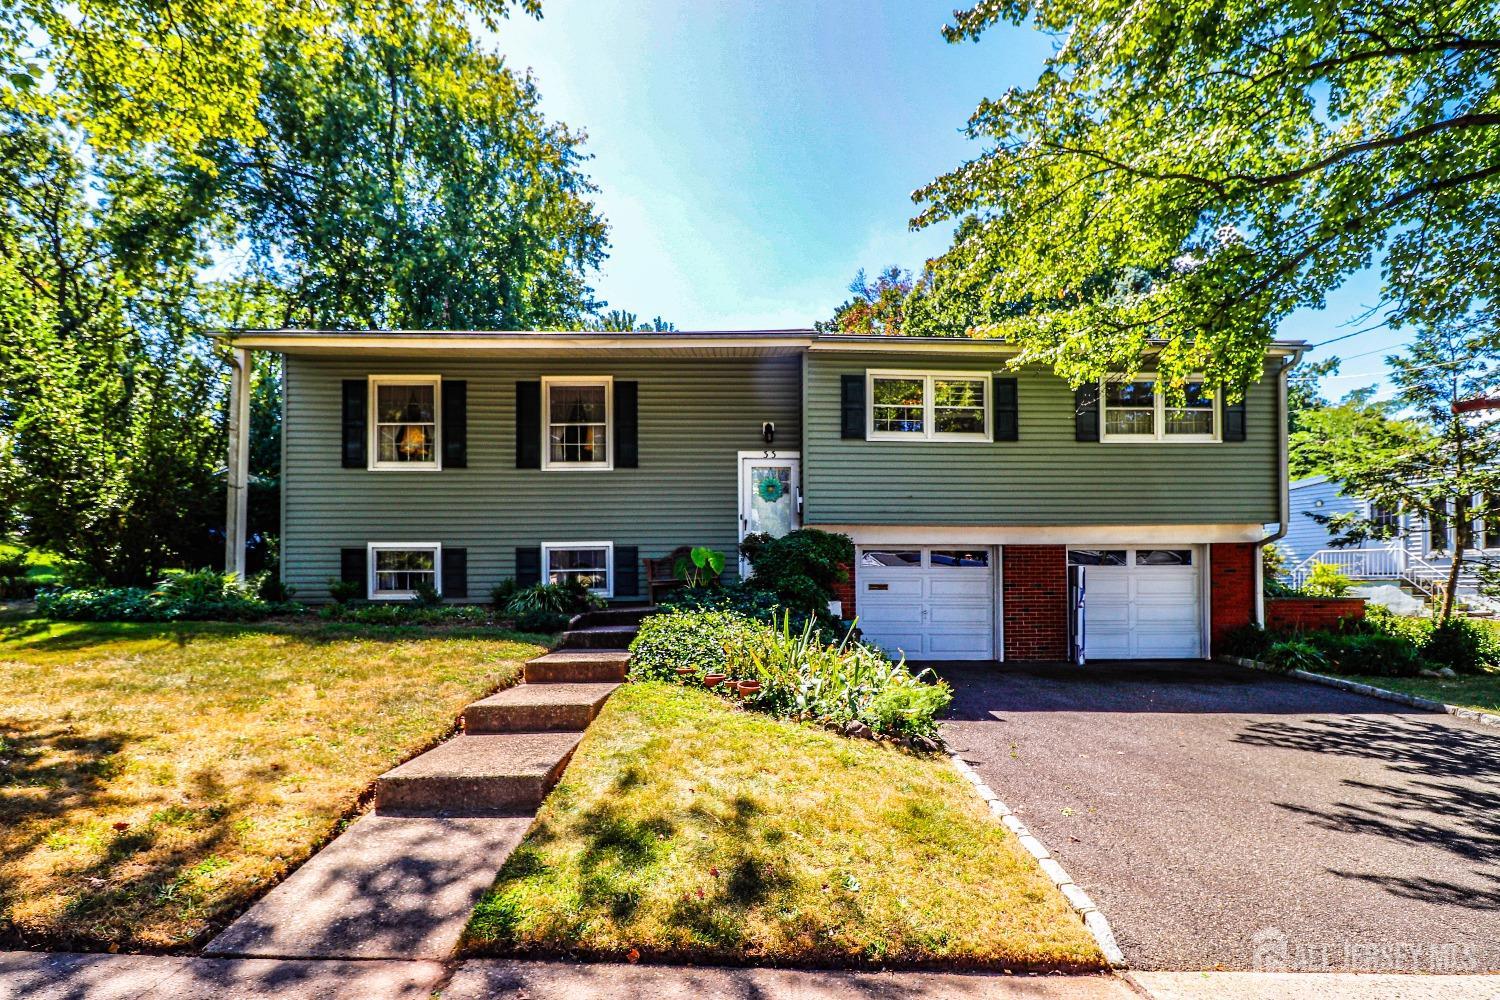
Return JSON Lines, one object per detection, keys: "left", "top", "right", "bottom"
{"left": 1209, "top": 542, "right": 1258, "bottom": 655}
{"left": 831, "top": 561, "right": 856, "bottom": 620}
{"left": 1266, "top": 597, "right": 1366, "bottom": 631}
{"left": 1002, "top": 545, "right": 1068, "bottom": 661}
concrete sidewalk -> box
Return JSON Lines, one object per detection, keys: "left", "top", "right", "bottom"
{"left": 5, "top": 953, "right": 1499, "bottom": 999}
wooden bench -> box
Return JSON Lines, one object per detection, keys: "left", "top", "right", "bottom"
{"left": 643, "top": 546, "right": 694, "bottom": 604}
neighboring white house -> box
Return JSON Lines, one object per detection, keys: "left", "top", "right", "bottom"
{"left": 1285, "top": 474, "right": 1500, "bottom": 613}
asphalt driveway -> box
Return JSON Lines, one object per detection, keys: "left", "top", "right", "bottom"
{"left": 935, "top": 660, "right": 1500, "bottom": 973}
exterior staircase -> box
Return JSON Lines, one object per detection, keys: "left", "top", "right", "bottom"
{"left": 373, "top": 605, "right": 653, "bottom": 815}
{"left": 1288, "top": 545, "right": 1500, "bottom": 617}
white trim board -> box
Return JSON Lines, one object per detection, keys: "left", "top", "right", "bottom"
{"left": 810, "top": 523, "right": 1268, "bottom": 545}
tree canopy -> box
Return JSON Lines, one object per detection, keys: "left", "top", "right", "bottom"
{"left": 911, "top": 1, "right": 1500, "bottom": 393}
{"left": 0, "top": 1, "right": 617, "bottom": 583}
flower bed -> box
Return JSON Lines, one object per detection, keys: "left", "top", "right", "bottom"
{"left": 628, "top": 609, "right": 951, "bottom": 745}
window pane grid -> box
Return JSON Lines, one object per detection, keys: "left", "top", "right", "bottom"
{"left": 545, "top": 546, "right": 610, "bottom": 592}
{"left": 870, "top": 374, "right": 988, "bottom": 438}
{"left": 373, "top": 549, "right": 436, "bottom": 595}
{"left": 545, "top": 383, "right": 609, "bottom": 465}
{"left": 1104, "top": 379, "right": 1217, "bottom": 440}
{"left": 375, "top": 383, "right": 437, "bottom": 464}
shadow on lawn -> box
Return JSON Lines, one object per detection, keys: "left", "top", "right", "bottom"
{"left": 1235, "top": 714, "right": 1500, "bottom": 904}
{"left": 1, "top": 618, "right": 545, "bottom": 654}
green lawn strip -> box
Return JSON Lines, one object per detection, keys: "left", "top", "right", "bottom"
{"left": 0, "top": 618, "right": 546, "bottom": 950}
{"left": 1339, "top": 668, "right": 1500, "bottom": 714}
{"left": 465, "top": 682, "right": 1103, "bottom": 971}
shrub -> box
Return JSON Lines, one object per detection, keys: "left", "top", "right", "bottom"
{"left": 1302, "top": 562, "right": 1354, "bottom": 598}
{"left": 1421, "top": 618, "right": 1500, "bottom": 674}
{"left": 490, "top": 578, "right": 519, "bottom": 608}
{"left": 327, "top": 578, "right": 364, "bottom": 604}
{"left": 504, "top": 577, "right": 603, "bottom": 622}
{"left": 1219, "top": 623, "right": 1271, "bottom": 659}
{"left": 1261, "top": 638, "right": 1328, "bottom": 673}
{"left": 661, "top": 581, "right": 849, "bottom": 643}
{"left": 0, "top": 553, "right": 33, "bottom": 598}
{"left": 413, "top": 580, "right": 443, "bottom": 607}
{"left": 1304, "top": 630, "right": 1423, "bottom": 677}
{"left": 628, "top": 609, "right": 772, "bottom": 682}
{"left": 1362, "top": 603, "right": 1433, "bottom": 646}
{"left": 739, "top": 528, "right": 853, "bottom": 614}
{"left": 36, "top": 568, "right": 298, "bottom": 622}
{"left": 318, "top": 602, "right": 496, "bottom": 626}
{"left": 630, "top": 609, "right": 952, "bottom": 744}
{"left": 255, "top": 572, "right": 293, "bottom": 603}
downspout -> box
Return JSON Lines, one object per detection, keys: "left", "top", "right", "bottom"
{"left": 1256, "top": 347, "right": 1305, "bottom": 625}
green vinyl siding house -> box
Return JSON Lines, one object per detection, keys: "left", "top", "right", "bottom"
{"left": 222, "top": 329, "right": 1305, "bottom": 663}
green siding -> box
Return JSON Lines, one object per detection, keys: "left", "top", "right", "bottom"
{"left": 282, "top": 355, "right": 802, "bottom": 600}
{"left": 803, "top": 351, "right": 1280, "bottom": 526}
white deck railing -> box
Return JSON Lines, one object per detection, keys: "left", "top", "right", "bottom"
{"left": 1288, "top": 545, "right": 1406, "bottom": 589}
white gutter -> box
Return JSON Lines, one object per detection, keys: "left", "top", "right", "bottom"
{"left": 1257, "top": 345, "right": 1307, "bottom": 623}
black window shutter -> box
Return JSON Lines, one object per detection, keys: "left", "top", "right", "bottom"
{"left": 441, "top": 547, "right": 467, "bottom": 598}
{"left": 442, "top": 380, "right": 467, "bottom": 468}
{"left": 614, "top": 545, "right": 639, "bottom": 597}
{"left": 840, "top": 374, "right": 866, "bottom": 440}
{"left": 1222, "top": 389, "right": 1247, "bottom": 442}
{"left": 339, "top": 548, "right": 366, "bottom": 593}
{"left": 993, "top": 376, "right": 1019, "bottom": 441}
{"left": 516, "top": 381, "right": 541, "bottom": 469}
{"left": 1074, "top": 384, "right": 1101, "bottom": 442}
{"left": 615, "top": 381, "right": 639, "bottom": 468}
{"left": 341, "top": 380, "right": 368, "bottom": 467}
{"left": 516, "top": 546, "right": 542, "bottom": 586}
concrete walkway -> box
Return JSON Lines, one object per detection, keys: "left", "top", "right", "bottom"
{"left": 8, "top": 953, "right": 1500, "bottom": 1000}
{"left": 206, "top": 609, "right": 643, "bottom": 962}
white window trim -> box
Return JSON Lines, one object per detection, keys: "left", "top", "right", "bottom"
{"left": 541, "top": 376, "right": 614, "bottom": 471}
{"left": 1099, "top": 377, "right": 1221, "bottom": 444}
{"left": 368, "top": 375, "right": 442, "bottom": 471}
{"left": 367, "top": 542, "right": 442, "bottom": 601}
{"left": 541, "top": 541, "right": 614, "bottom": 598}
{"left": 865, "top": 369, "right": 993, "bottom": 442}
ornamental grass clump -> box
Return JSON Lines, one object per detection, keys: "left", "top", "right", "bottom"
{"left": 630, "top": 609, "right": 951, "bottom": 744}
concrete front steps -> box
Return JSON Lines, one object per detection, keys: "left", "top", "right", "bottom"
{"left": 210, "top": 607, "right": 653, "bottom": 961}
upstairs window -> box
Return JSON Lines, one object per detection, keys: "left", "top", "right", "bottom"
{"left": 543, "top": 377, "right": 612, "bottom": 470}
{"left": 1101, "top": 378, "right": 1219, "bottom": 443}
{"left": 370, "top": 376, "right": 441, "bottom": 470}
{"left": 867, "top": 371, "right": 990, "bottom": 441}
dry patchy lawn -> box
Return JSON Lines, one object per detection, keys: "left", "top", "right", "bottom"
{"left": 0, "top": 618, "right": 545, "bottom": 950}
{"left": 465, "top": 682, "right": 1103, "bottom": 971}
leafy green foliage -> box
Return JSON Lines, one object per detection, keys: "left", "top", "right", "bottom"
{"left": 1305, "top": 631, "right": 1423, "bottom": 678}
{"left": 909, "top": 2, "right": 1500, "bottom": 391}
{"left": 1302, "top": 563, "right": 1355, "bottom": 598}
{"left": 1262, "top": 639, "right": 1328, "bottom": 674}
{"left": 1290, "top": 389, "right": 1430, "bottom": 481}
{"left": 1315, "top": 323, "right": 1500, "bottom": 620}
{"left": 627, "top": 610, "right": 776, "bottom": 682}
{"left": 739, "top": 529, "right": 854, "bottom": 614}
{"left": 327, "top": 579, "right": 364, "bottom": 605}
{"left": 629, "top": 610, "right": 952, "bottom": 743}
{"left": 673, "top": 546, "right": 726, "bottom": 589}
{"left": 816, "top": 266, "right": 915, "bottom": 335}
{"left": 489, "top": 579, "right": 519, "bottom": 608}
{"left": 504, "top": 577, "right": 603, "bottom": 619}
{"left": 317, "top": 602, "right": 501, "bottom": 627}
{"left": 36, "top": 570, "right": 299, "bottom": 622}
{"left": 1219, "top": 624, "right": 1270, "bottom": 659}
{"left": 1421, "top": 618, "right": 1500, "bottom": 674}
{"left": 660, "top": 581, "right": 848, "bottom": 643}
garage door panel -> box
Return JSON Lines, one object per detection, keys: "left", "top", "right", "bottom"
{"left": 1075, "top": 547, "right": 1202, "bottom": 660}
{"left": 865, "top": 577, "right": 923, "bottom": 599}
{"left": 858, "top": 547, "right": 994, "bottom": 661}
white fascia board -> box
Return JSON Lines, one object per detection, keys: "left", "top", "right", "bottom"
{"left": 807, "top": 523, "right": 1268, "bottom": 545}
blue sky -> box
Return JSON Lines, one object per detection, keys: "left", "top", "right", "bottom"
{"left": 483, "top": 1, "right": 1406, "bottom": 399}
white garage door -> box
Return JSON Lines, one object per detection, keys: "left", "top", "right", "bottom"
{"left": 857, "top": 547, "right": 994, "bottom": 660}
{"left": 1069, "top": 547, "right": 1203, "bottom": 659}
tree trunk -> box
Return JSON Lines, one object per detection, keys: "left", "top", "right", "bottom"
{"left": 1441, "top": 550, "right": 1463, "bottom": 622}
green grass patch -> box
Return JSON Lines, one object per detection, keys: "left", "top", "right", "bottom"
{"left": 1341, "top": 667, "right": 1500, "bottom": 714}
{"left": 464, "top": 682, "right": 1103, "bottom": 971}
{"left": 0, "top": 617, "right": 546, "bottom": 949}
{"left": 0, "top": 539, "right": 68, "bottom": 589}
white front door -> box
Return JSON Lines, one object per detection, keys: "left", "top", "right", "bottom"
{"left": 739, "top": 455, "right": 801, "bottom": 562}
{"left": 857, "top": 546, "right": 995, "bottom": 660}
{"left": 1068, "top": 546, "right": 1203, "bottom": 659}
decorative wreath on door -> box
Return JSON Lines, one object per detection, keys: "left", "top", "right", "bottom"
{"left": 756, "top": 474, "right": 787, "bottom": 503}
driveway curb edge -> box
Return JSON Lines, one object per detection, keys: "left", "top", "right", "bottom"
{"left": 1217, "top": 656, "right": 1500, "bottom": 728}
{"left": 943, "top": 743, "right": 1129, "bottom": 969}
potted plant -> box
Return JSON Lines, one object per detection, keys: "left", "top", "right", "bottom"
{"left": 703, "top": 672, "right": 727, "bottom": 688}
{"left": 675, "top": 665, "right": 696, "bottom": 677}
{"left": 736, "top": 679, "right": 761, "bottom": 696}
